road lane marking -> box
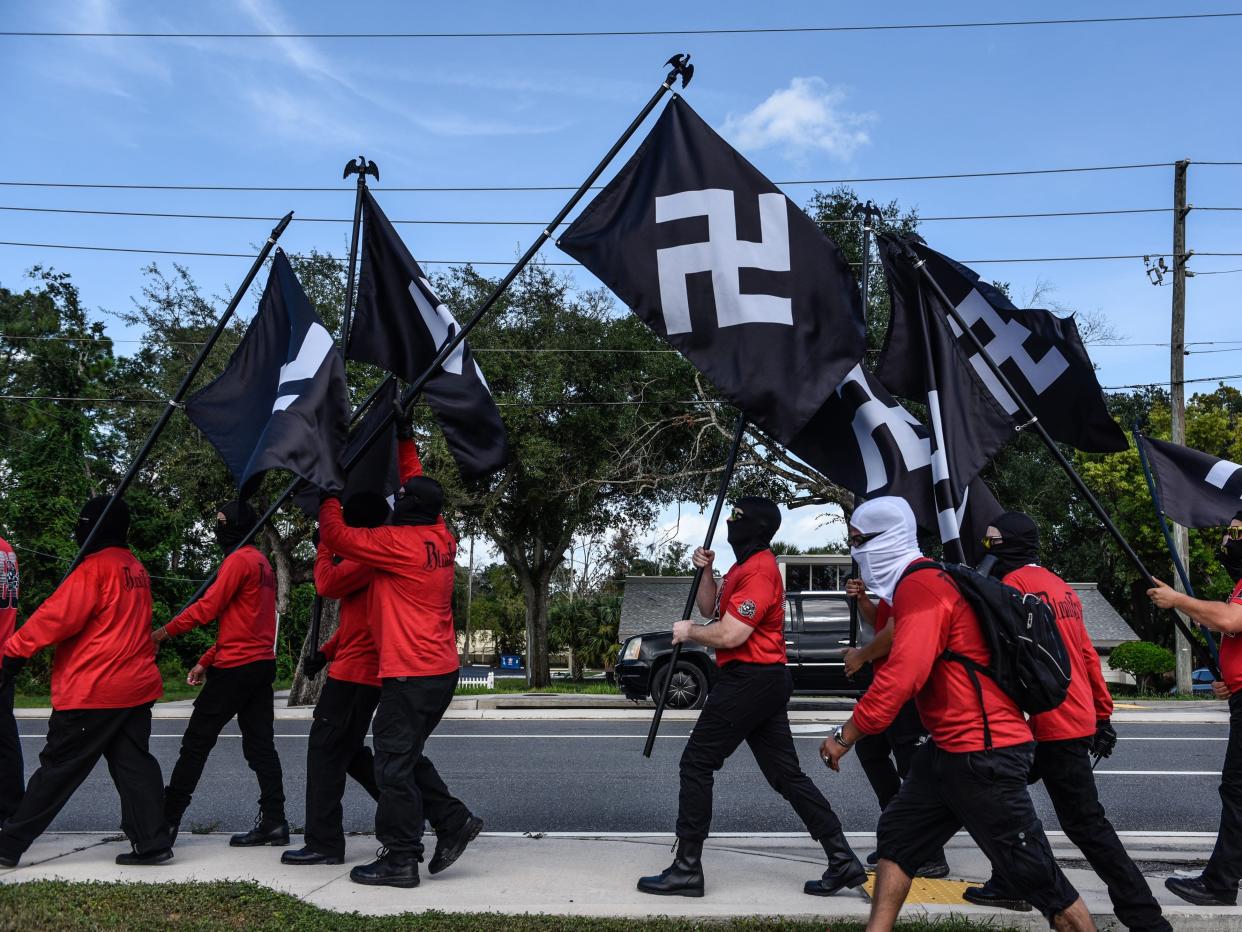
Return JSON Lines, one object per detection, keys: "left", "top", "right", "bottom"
{"left": 1094, "top": 770, "right": 1220, "bottom": 775}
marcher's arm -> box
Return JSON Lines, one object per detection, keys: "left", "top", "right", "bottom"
{"left": 198, "top": 644, "right": 218, "bottom": 669}
{"left": 398, "top": 437, "right": 423, "bottom": 481}
{"left": 845, "top": 578, "right": 877, "bottom": 626}
{"left": 3, "top": 566, "right": 96, "bottom": 658}
{"left": 1147, "top": 579, "right": 1242, "bottom": 634}
{"left": 161, "top": 555, "right": 244, "bottom": 639}
{"left": 319, "top": 498, "right": 414, "bottom": 573}
{"left": 678, "top": 612, "right": 754, "bottom": 650}
{"left": 313, "top": 545, "right": 373, "bottom": 599}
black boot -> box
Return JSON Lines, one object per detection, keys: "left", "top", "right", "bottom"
{"left": 963, "top": 879, "right": 1031, "bottom": 911}
{"left": 281, "top": 845, "right": 343, "bottom": 866}
{"left": 115, "top": 846, "right": 174, "bottom": 866}
{"left": 1165, "top": 874, "right": 1238, "bottom": 907}
{"left": 804, "top": 832, "right": 867, "bottom": 896}
{"left": 350, "top": 847, "right": 420, "bottom": 888}
{"left": 637, "top": 838, "right": 705, "bottom": 897}
{"left": 230, "top": 814, "right": 290, "bottom": 847}
{"left": 429, "top": 815, "right": 483, "bottom": 875}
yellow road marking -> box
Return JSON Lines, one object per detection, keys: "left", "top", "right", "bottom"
{"left": 862, "top": 874, "right": 980, "bottom": 905}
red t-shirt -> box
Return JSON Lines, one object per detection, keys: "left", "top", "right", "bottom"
{"left": 319, "top": 499, "right": 459, "bottom": 678}
{"left": 1006, "top": 565, "right": 1113, "bottom": 741}
{"left": 165, "top": 546, "right": 277, "bottom": 669}
{"left": 1220, "top": 579, "right": 1242, "bottom": 692}
{"left": 315, "top": 545, "right": 380, "bottom": 688}
{"left": 713, "top": 550, "right": 786, "bottom": 666}
{"left": 853, "top": 560, "right": 1033, "bottom": 753}
{"left": 0, "top": 535, "right": 17, "bottom": 650}
{"left": 4, "top": 547, "right": 162, "bottom": 710}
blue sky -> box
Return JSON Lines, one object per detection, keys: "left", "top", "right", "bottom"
{"left": 2, "top": 1, "right": 1240, "bottom": 556}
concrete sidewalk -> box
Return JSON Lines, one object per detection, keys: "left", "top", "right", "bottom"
{"left": 0, "top": 831, "right": 1235, "bottom": 928}
{"left": 14, "top": 693, "right": 1231, "bottom": 724}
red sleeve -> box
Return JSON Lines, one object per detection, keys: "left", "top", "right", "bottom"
{"left": 166, "top": 552, "right": 245, "bottom": 637}
{"left": 314, "top": 545, "right": 374, "bottom": 599}
{"left": 319, "top": 499, "right": 409, "bottom": 574}
{"left": 398, "top": 437, "right": 423, "bottom": 481}
{"left": 722, "top": 569, "right": 779, "bottom": 628}
{"left": 319, "top": 627, "right": 341, "bottom": 660}
{"left": 1081, "top": 625, "right": 1113, "bottom": 718}
{"left": 198, "top": 645, "right": 218, "bottom": 669}
{"left": 4, "top": 563, "right": 97, "bottom": 658}
{"left": 852, "top": 576, "right": 950, "bottom": 735}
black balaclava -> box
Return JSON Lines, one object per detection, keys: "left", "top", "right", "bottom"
{"left": 74, "top": 495, "right": 130, "bottom": 556}
{"left": 215, "top": 500, "right": 258, "bottom": 550}
{"left": 725, "top": 495, "right": 781, "bottom": 565}
{"left": 392, "top": 476, "right": 444, "bottom": 527}
{"left": 343, "top": 491, "right": 392, "bottom": 529}
{"left": 1221, "top": 510, "right": 1242, "bottom": 582}
{"left": 987, "top": 511, "right": 1041, "bottom": 579}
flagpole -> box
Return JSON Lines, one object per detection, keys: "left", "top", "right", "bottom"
{"left": 176, "top": 54, "right": 694, "bottom": 614}
{"left": 906, "top": 247, "right": 1220, "bottom": 674}
{"left": 65, "top": 212, "right": 294, "bottom": 581}
{"left": 1132, "top": 423, "right": 1222, "bottom": 672}
{"left": 642, "top": 412, "right": 746, "bottom": 758}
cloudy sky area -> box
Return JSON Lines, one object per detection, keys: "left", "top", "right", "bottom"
{"left": 2, "top": 1, "right": 1240, "bottom": 562}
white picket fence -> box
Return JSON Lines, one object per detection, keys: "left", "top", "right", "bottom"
{"left": 458, "top": 669, "right": 495, "bottom": 690}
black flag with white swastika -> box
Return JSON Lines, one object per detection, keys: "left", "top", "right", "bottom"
{"left": 557, "top": 95, "right": 865, "bottom": 449}
{"left": 875, "top": 233, "right": 1014, "bottom": 545}
{"left": 882, "top": 235, "right": 1126, "bottom": 453}
{"left": 1138, "top": 433, "right": 1242, "bottom": 528}
{"left": 350, "top": 188, "right": 508, "bottom": 482}
{"left": 186, "top": 250, "right": 350, "bottom": 500}
{"left": 789, "top": 362, "right": 1002, "bottom": 556}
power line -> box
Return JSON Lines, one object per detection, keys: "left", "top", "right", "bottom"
{"left": 1102, "top": 374, "right": 1242, "bottom": 391}
{"left": 4, "top": 239, "right": 1234, "bottom": 265}
{"left": 4, "top": 13, "right": 1239, "bottom": 39}
{"left": 0, "top": 204, "right": 1188, "bottom": 225}
{"left": 0, "top": 393, "right": 730, "bottom": 409}
{"left": 0, "top": 161, "right": 1181, "bottom": 192}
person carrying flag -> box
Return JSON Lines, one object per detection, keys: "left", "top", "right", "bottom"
{"left": 637, "top": 497, "right": 865, "bottom": 899}
{"left": 819, "top": 497, "right": 1093, "bottom": 931}
{"left": 0, "top": 530, "right": 22, "bottom": 821}
{"left": 153, "top": 500, "right": 288, "bottom": 847}
{"left": 0, "top": 497, "right": 171, "bottom": 867}
{"left": 318, "top": 473, "right": 480, "bottom": 889}
{"left": 965, "top": 512, "right": 1169, "bottom": 930}
{"left": 1148, "top": 510, "right": 1242, "bottom": 907}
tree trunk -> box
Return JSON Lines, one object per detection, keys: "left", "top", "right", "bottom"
{"left": 287, "top": 598, "right": 340, "bottom": 707}
{"left": 522, "top": 578, "right": 551, "bottom": 688}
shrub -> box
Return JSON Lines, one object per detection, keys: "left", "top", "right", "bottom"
{"left": 1108, "top": 640, "right": 1175, "bottom": 692}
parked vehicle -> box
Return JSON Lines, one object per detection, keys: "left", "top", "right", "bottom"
{"left": 615, "top": 591, "right": 872, "bottom": 710}
{"left": 1167, "top": 667, "right": 1216, "bottom": 696}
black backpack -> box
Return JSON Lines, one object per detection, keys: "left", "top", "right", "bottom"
{"left": 897, "top": 560, "right": 1072, "bottom": 748}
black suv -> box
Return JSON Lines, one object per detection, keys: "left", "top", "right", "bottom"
{"left": 616, "top": 591, "right": 871, "bottom": 710}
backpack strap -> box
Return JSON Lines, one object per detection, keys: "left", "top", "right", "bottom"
{"left": 941, "top": 649, "right": 994, "bottom": 750}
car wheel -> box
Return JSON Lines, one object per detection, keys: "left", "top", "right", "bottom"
{"left": 653, "top": 661, "right": 708, "bottom": 710}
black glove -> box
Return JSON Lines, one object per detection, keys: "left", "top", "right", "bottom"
{"left": 0, "top": 655, "right": 28, "bottom": 693}
{"left": 393, "top": 400, "right": 414, "bottom": 441}
{"left": 1091, "top": 718, "right": 1117, "bottom": 759}
{"left": 302, "top": 651, "right": 328, "bottom": 679}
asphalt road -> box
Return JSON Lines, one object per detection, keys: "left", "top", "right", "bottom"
{"left": 15, "top": 718, "right": 1229, "bottom": 835}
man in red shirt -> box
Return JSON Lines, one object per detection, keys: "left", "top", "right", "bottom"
{"left": 0, "top": 496, "right": 171, "bottom": 867}
{"left": 319, "top": 474, "right": 477, "bottom": 888}
{"left": 819, "top": 497, "right": 1092, "bottom": 931}
{"left": 637, "top": 497, "right": 864, "bottom": 899}
{"left": 0, "top": 531, "right": 22, "bottom": 821}
{"left": 964, "top": 512, "right": 1169, "bottom": 930}
{"left": 153, "top": 500, "right": 287, "bottom": 847}
{"left": 1148, "top": 509, "right": 1242, "bottom": 907}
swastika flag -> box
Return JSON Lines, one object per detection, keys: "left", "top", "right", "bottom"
{"left": 1138, "top": 433, "right": 1242, "bottom": 528}
{"left": 186, "top": 250, "right": 351, "bottom": 499}
{"left": 878, "top": 234, "right": 1126, "bottom": 454}
{"left": 557, "top": 96, "right": 865, "bottom": 447}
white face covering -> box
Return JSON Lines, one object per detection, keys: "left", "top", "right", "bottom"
{"left": 849, "top": 496, "right": 924, "bottom": 603}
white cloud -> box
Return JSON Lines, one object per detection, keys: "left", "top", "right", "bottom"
{"left": 722, "top": 77, "right": 875, "bottom": 161}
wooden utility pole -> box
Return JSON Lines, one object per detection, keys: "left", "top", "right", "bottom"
{"left": 1171, "top": 159, "right": 1193, "bottom": 695}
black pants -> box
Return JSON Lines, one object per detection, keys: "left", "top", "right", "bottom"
{"left": 676, "top": 662, "right": 844, "bottom": 843}
{"left": 0, "top": 679, "right": 23, "bottom": 821}
{"left": 990, "top": 737, "right": 1169, "bottom": 930}
{"left": 855, "top": 699, "right": 925, "bottom": 811}
{"left": 1203, "top": 691, "right": 1242, "bottom": 900}
{"left": 164, "top": 659, "right": 285, "bottom": 826}
{"left": 372, "top": 672, "right": 469, "bottom": 858}
{"left": 876, "top": 740, "right": 1079, "bottom": 920}
{"left": 0, "top": 704, "right": 169, "bottom": 859}
{"left": 303, "top": 678, "right": 381, "bottom": 859}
